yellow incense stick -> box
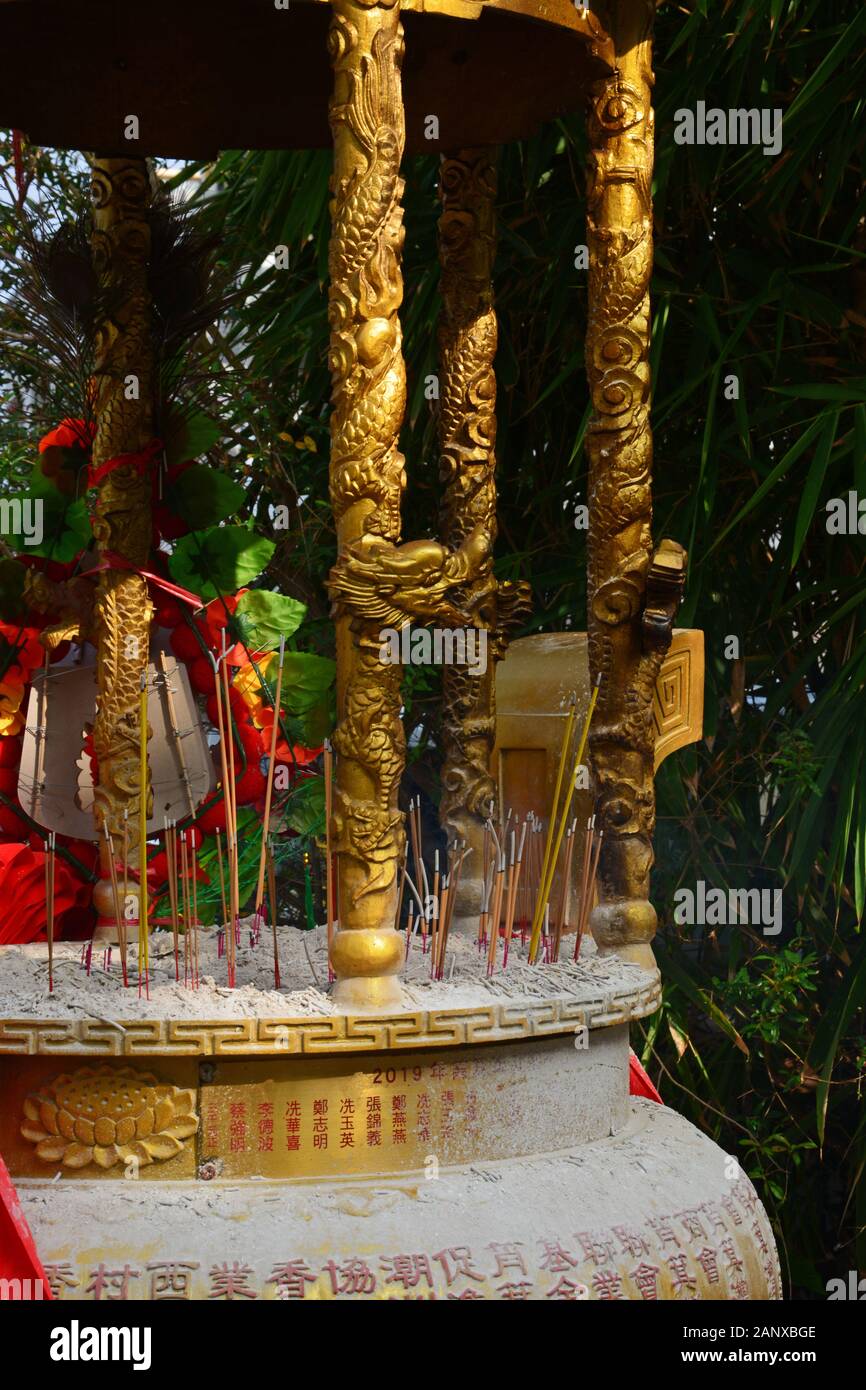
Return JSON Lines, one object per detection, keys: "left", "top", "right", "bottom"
{"left": 528, "top": 678, "right": 601, "bottom": 964}
{"left": 533, "top": 695, "right": 576, "bottom": 937}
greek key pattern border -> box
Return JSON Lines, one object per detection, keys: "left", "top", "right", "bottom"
{"left": 0, "top": 975, "right": 660, "bottom": 1057}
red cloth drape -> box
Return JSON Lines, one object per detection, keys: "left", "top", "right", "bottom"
{"left": 629, "top": 1051, "right": 663, "bottom": 1103}
{"left": 0, "top": 1152, "right": 52, "bottom": 1298}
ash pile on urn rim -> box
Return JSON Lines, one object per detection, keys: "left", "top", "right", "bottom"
{"left": 0, "top": 922, "right": 654, "bottom": 1021}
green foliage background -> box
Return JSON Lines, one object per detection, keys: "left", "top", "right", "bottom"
{"left": 2, "top": 0, "right": 865, "bottom": 1296}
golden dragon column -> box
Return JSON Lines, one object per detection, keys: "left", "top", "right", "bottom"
{"left": 89, "top": 158, "right": 155, "bottom": 930}
{"left": 437, "top": 148, "right": 529, "bottom": 920}
{"left": 326, "top": 0, "right": 410, "bottom": 1006}
{"left": 326, "top": 6, "right": 491, "bottom": 1000}
{"left": 585, "top": 1, "right": 685, "bottom": 970}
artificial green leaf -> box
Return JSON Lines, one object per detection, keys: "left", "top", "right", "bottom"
{"left": 166, "top": 465, "right": 246, "bottom": 527}
{"left": 278, "top": 651, "right": 335, "bottom": 710}
{"left": 233, "top": 588, "right": 306, "bottom": 650}
{"left": 169, "top": 526, "right": 275, "bottom": 600}
{"left": 11, "top": 470, "right": 92, "bottom": 562}
{"left": 163, "top": 409, "right": 223, "bottom": 467}
{"left": 284, "top": 776, "right": 325, "bottom": 838}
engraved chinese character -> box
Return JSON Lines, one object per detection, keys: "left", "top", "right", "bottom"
{"left": 268, "top": 1260, "right": 318, "bottom": 1300}
{"left": 433, "top": 1246, "right": 485, "bottom": 1287}
{"left": 85, "top": 1263, "right": 140, "bottom": 1301}
{"left": 487, "top": 1241, "right": 527, "bottom": 1277}
{"left": 630, "top": 1262, "right": 660, "bottom": 1300}
{"left": 381, "top": 1254, "right": 434, "bottom": 1289}
{"left": 43, "top": 1263, "right": 79, "bottom": 1299}
{"left": 146, "top": 1260, "right": 199, "bottom": 1300}
{"left": 666, "top": 1252, "right": 697, "bottom": 1300}
{"left": 538, "top": 1239, "right": 579, "bottom": 1273}
{"left": 323, "top": 1257, "right": 377, "bottom": 1296}
{"left": 208, "top": 1261, "right": 258, "bottom": 1300}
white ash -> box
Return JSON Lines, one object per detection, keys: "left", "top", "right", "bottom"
{"left": 0, "top": 921, "right": 653, "bottom": 1021}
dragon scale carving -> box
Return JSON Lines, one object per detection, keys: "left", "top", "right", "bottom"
{"left": 585, "top": 1, "right": 685, "bottom": 967}
{"left": 89, "top": 158, "right": 154, "bottom": 859}
{"left": 437, "top": 149, "right": 530, "bottom": 859}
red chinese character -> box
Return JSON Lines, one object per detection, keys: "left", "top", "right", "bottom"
{"left": 85, "top": 1263, "right": 140, "bottom": 1300}
{"left": 497, "top": 1281, "right": 533, "bottom": 1300}
{"left": 323, "top": 1258, "right": 377, "bottom": 1296}
{"left": 575, "top": 1230, "right": 616, "bottom": 1265}
{"left": 487, "top": 1242, "right": 527, "bottom": 1277}
{"left": 591, "top": 1269, "right": 624, "bottom": 1300}
{"left": 268, "top": 1260, "right": 318, "bottom": 1300}
{"left": 695, "top": 1247, "right": 720, "bottom": 1284}
{"left": 613, "top": 1225, "right": 650, "bottom": 1259}
{"left": 433, "top": 1246, "right": 485, "bottom": 1287}
{"left": 380, "top": 1253, "right": 434, "bottom": 1289}
{"left": 208, "top": 1262, "right": 258, "bottom": 1300}
{"left": 677, "top": 1208, "right": 709, "bottom": 1243}
{"left": 43, "top": 1263, "right": 79, "bottom": 1299}
{"left": 648, "top": 1216, "right": 682, "bottom": 1248}
{"left": 146, "top": 1261, "right": 199, "bottom": 1300}
{"left": 666, "top": 1252, "right": 697, "bottom": 1300}
{"left": 538, "top": 1239, "right": 578, "bottom": 1273}
{"left": 630, "top": 1262, "right": 660, "bottom": 1300}
{"left": 546, "top": 1277, "right": 588, "bottom": 1300}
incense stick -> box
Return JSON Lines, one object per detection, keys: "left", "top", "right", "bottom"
{"left": 267, "top": 837, "right": 280, "bottom": 989}
{"left": 45, "top": 830, "right": 55, "bottom": 992}
{"left": 211, "top": 651, "right": 236, "bottom": 987}
{"left": 165, "top": 818, "right": 180, "bottom": 982}
{"left": 255, "top": 637, "right": 285, "bottom": 916}
{"left": 138, "top": 672, "right": 150, "bottom": 995}
{"left": 324, "top": 739, "right": 335, "bottom": 968}
{"left": 214, "top": 825, "right": 228, "bottom": 928}
{"left": 529, "top": 679, "right": 601, "bottom": 964}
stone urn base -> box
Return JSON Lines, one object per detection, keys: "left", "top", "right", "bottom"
{"left": 0, "top": 952, "right": 781, "bottom": 1301}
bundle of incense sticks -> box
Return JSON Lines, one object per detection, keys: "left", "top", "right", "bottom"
{"left": 104, "top": 825, "right": 129, "bottom": 989}
{"left": 254, "top": 637, "right": 286, "bottom": 926}
{"left": 431, "top": 844, "right": 464, "bottom": 980}
{"left": 528, "top": 677, "right": 601, "bottom": 965}
{"left": 503, "top": 821, "right": 526, "bottom": 969}
{"left": 550, "top": 817, "right": 578, "bottom": 963}
{"left": 164, "top": 818, "right": 180, "bottom": 981}
{"left": 211, "top": 645, "right": 239, "bottom": 988}
{"left": 573, "top": 816, "right": 603, "bottom": 961}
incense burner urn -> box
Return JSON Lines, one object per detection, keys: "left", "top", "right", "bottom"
{"left": 0, "top": 960, "right": 781, "bottom": 1302}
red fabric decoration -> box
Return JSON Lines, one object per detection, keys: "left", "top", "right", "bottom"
{"left": 38, "top": 418, "right": 95, "bottom": 454}
{"left": 0, "top": 1153, "right": 52, "bottom": 1299}
{"left": 87, "top": 438, "right": 163, "bottom": 489}
{"left": 629, "top": 1051, "right": 663, "bottom": 1103}
{"left": 0, "top": 842, "right": 92, "bottom": 944}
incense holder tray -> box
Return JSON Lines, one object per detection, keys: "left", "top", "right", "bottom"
{"left": 0, "top": 961, "right": 781, "bottom": 1301}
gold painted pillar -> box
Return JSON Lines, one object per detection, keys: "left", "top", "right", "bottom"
{"left": 437, "top": 148, "right": 499, "bottom": 913}
{"left": 585, "top": 1, "right": 685, "bottom": 968}
{"left": 89, "top": 158, "right": 155, "bottom": 919}
{"left": 326, "top": 0, "right": 408, "bottom": 1006}
{"left": 437, "top": 150, "right": 530, "bottom": 919}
